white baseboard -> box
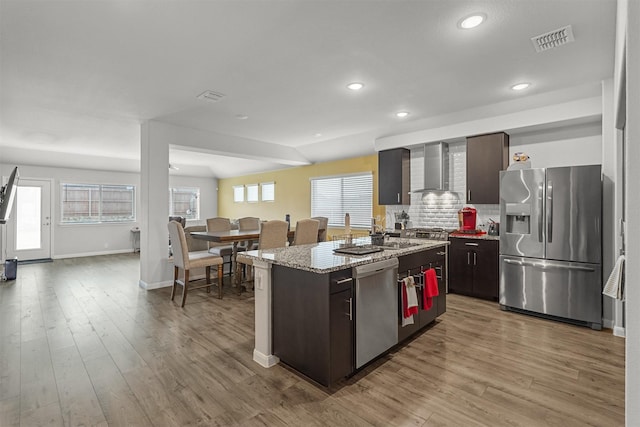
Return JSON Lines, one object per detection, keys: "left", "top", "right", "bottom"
{"left": 54, "top": 249, "right": 135, "bottom": 259}
{"left": 613, "top": 326, "right": 626, "bottom": 337}
{"left": 253, "top": 349, "right": 280, "bottom": 368}
{"left": 139, "top": 279, "right": 172, "bottom": 290}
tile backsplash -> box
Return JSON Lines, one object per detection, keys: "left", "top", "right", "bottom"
{"left": 385, "top": 141, "right": 500, "bottom": 230}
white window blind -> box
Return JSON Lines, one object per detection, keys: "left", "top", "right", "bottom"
{"left": 261, "top": 182, "right": 275, "bottom": 201}
{"left": 310, "top": 173, "right": 373, "bottom": 228}
{"left": 246, "top": 184, "right": 259, "bottom": 203}
{"left": 233, "top": 185, "right": 244, "bottom": 202}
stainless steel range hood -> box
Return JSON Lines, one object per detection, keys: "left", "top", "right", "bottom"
{"left": 413, "top": 142, "right": 449, "bottom": 192}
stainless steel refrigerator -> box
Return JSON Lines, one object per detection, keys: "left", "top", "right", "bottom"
{"left": 499, "top": 165, "right": 602, "bottom": 329}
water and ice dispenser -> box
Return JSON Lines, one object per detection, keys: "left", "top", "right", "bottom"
{"left": 505, "top": 203, "right": 531, "bottom": 235}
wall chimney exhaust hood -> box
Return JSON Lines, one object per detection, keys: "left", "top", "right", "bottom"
{"left": 413, "top": 142, "right": 449, "bottom": 192}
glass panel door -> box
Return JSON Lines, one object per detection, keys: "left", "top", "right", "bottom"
{"left": 6, "top": 179, "right": 52, "bottom": 261}
{"left": 16, "top": 186, "right": 42, "bottom": 250}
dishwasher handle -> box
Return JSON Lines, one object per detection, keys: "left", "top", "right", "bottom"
{"left": 353, "top": 258, "right": 399, "bottom": 279}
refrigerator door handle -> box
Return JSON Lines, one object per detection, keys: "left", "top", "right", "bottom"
{"left": 538, "top": 185, "right": 544, "bottom": 242}
{"left": 547, "top": 180, "right": 553, "bottom": 243}
{"left": 503, "top": 258, "right": 596, "bottom": 272}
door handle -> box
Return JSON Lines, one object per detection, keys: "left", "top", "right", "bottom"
{"left": 503, "top": 258, "right": 595, "bottom": 272}
{"left": 346, "top": 298, "right": 353, "bottom": 320}
{"left": 467, "top": 190, "right": 471, "bottom": 202}
{"left": 467, "top": 252, "right": 470, "bottom": 265}
{"left": 547, "top": 180, "right": 553, "bottom": 243}
{"left": 397, "top": 193, "right": 400, "bottom": 203}
{"left": 473, "top": 252, "right": 477, "bottom": 265}
{"left": 538, "top": 185, "right": 544, "bottom": 242}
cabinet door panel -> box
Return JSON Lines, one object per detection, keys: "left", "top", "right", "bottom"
{"left": 466, "top": 132, "right": 509, "bottom": 204}
{"left": 379, "top": 148, "right": 410, "bottom": 205}
{"left": 449, "top": 245, "right": 473, "bottom": 294}
{"left": 473, "top": 241, "right": 499, "bottom": 300}
{"left": 330, "top": 289, "right": 354, "bottom": 382}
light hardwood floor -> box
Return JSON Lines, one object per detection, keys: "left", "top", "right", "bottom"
{"left": 0, "top": 254, "right": 625, "bottom": 426}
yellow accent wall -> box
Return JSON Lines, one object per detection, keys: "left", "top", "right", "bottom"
{"left": 218, "top": 154, "right": 385, "bottom": 236}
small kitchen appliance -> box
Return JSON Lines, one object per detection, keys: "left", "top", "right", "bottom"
{"left": 459, "top": 207, "right": 477, "bottom": 231}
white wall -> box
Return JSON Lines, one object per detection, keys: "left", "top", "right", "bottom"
{"left": 621, "top": 0, "right": 639, "bottom": 423}
{"left": 509, "top": 122, "right": 602, "bottom": 168}
{"left": 0, "top": 162, "right": 217, "bottom": 259}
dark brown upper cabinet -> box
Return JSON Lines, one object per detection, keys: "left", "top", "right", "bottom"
{"left": 378, "top": 148, "right": 410, "bottom": 205}
{"left": 466, "top": 132, "right": 509, "bottom": 204}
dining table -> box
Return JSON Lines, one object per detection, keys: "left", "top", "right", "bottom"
{"left": 190, "top": 227, "right": 326, "bottom": 292}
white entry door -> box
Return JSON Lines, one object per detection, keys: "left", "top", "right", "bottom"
{"left": 6, "top": 179, "right": 52, "bottom": 261}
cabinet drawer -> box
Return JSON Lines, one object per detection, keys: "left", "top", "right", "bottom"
{"left": 330, "top": 269, "right": 353, "bottom": 294}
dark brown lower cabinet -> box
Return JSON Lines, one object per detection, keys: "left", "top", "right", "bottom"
{"left": 272, "top": 266, "right": 353, "bottom": 387}
{"left": 448, "top": 238, "right": 499, "bottom": 300}
{"left": 272, "top": 246, "right": 448, "bottom": 387}
{"left": 397, "top": 247, "right": 447, "bottom": 342}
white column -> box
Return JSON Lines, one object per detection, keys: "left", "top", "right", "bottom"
{"left": 139, "top": 121, "right": 172, "bottom": 289}
{"left": 252, "top": 259, "right": 280, "bottom": 368}
{"left": 625, "top": 0, "right": 640, "bottom": 423}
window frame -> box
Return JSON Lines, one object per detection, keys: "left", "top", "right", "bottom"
{"left": 169, "top": 186, "right": 200, "bottom": 220}
{"left": 246, "top": 183, "right": 259, "bottom": 203}
{"left": 310, "top": 172, "right": 373, "bottom": 229}
{"left": 233, "top": 185, "right": 245, "bottom": 203}
{"left": 261, "top": 182, "right": 275, "bottom": 202}
{"left": 60, "top": 183, "right": 136, "bottom": 224}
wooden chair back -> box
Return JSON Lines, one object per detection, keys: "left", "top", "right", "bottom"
{"left": 293, "top": 219, "right": 320, "bottom": 245}
{"left": 311, "top": 216, "right": 328, "bottom": 242}
{"left": 258, "top": 220, "right": 289, "bottom": 250}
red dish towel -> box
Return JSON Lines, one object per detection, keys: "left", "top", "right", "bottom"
{"left": 423, "top": 268, "right": 439, "bottom": 310}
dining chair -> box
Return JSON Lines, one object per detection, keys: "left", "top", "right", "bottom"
{"left": 238, "top": 216, "right": 260, "bottom": 250}
{"left": 292, "top": 218, "right": 320, "bottom": 245}
{"left": 206, "top": 217, "right": 235, "bottom": 275}
{"left": 236, "top": 220, "right": 288, "bottom": 290}
{"left": 168, "top": 221, "right": 224, "bottom": 306}
{"left": 311, "top": 216, "right": 329, "bottom": 242}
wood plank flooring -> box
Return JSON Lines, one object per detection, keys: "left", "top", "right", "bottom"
{"left": 0, "top": 254, "right": 625, "bottom": 426}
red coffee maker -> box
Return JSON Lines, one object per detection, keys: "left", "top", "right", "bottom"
{"left": 458, "top": 206, "right": 477, "bottom": 232}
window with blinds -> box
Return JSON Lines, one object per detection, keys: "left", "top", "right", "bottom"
{"left": 310, "top": 173, "right": 373, "bottom": 228}
{"left": 61, "top": 183, "right": 135, "bottom": 223}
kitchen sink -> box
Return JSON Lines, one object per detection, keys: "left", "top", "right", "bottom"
{"left": 375, "top": 242, "right": 422, "bottom": 250}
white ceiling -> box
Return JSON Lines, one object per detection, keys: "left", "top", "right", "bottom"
{"left": 0, "top": 0, "right": 616, "bottom": 178}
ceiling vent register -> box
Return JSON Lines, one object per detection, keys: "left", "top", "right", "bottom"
{"left": 531, "top": 25, "right": 575, "bottom": 53}
{"left": 197, "top": 90, "right": 226, "bottom": 103}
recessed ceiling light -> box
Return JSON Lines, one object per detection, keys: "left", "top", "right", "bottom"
{"left": 346, "top": 82, "right": 364, "bottom": 91}
{"left": 396, "top": 111, "right": 410, "bottom": 118}
{"left": 235, "top": 114, "right": 249, "bottom": 120}
{"left": 458, "top": 13, "right": 486, "bottom": 29}
{"left": 313, "top": 133, "right": 323, "bottom": 137}
{"left": 511, "top": 83, "right": 531, "bottom": 91}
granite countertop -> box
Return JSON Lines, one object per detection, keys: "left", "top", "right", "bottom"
{"left": 449, "top": 233, "right": 500, "bottom": 241}
{"left": 242, "top": 237, "right": 449, "bottom": 274}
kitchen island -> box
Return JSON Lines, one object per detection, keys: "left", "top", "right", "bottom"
{"left": 242, "top": 237, "right": 448, "bottom": 386}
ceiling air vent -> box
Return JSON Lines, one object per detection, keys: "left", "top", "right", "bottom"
{"left": 531, "top": 25, "right": 575, "bottom": 53}
{"left": 197, "top": 90, "right": 226, "bottom": 103}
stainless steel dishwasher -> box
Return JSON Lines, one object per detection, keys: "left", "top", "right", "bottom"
{"left": 353, "top": 257, "right": 399, "bottom": 369}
